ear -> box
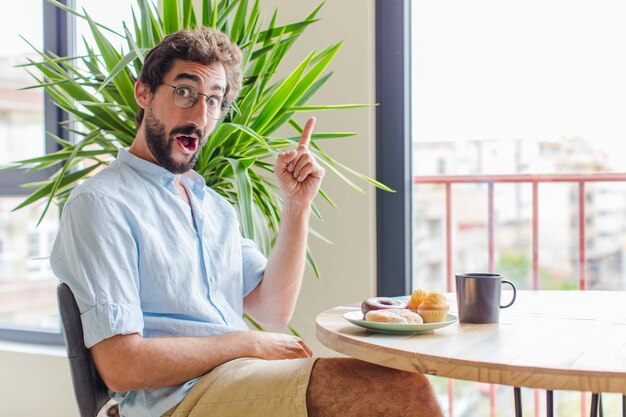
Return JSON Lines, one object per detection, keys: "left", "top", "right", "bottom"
{"left": 135, "top": 80, "right": 153, "bottom": 109}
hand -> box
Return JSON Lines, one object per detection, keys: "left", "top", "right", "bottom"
{"left": 250, "top": 331, "right": 313, "bottom": 360}
{"left": 275, "top": 117, "right": 326, "bottom": 207}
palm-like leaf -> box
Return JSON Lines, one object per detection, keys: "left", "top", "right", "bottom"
{"left": 11, "top": 0, "right": 389, "bottom": 277}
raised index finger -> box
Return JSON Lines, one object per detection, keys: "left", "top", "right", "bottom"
{"left": 298, "top": 116, "right": 316, "bottom": 148}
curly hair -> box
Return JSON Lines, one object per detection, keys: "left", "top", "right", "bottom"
{"left": 135, "top": 27, "right": 243, "bottom": 126}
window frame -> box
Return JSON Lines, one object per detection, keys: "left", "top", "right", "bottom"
{"left": 375, "top": 0, "right": 412, "bottom": 297}
{"left": 0, "top": 0, "right": 74, "bottom": 345}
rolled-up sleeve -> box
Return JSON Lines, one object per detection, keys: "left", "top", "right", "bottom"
{"left": 240, "top": 237, "right": 266, "bottom": 297}
{"left": 51, "top": 192, "right": 143, "bottom": 348}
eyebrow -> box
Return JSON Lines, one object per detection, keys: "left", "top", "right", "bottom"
{"left": 173, "top": 72, "right": 226, "bottom": 94}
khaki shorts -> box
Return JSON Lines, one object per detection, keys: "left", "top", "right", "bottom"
{"left": 162, "top": 357, "right": 318, "bottom": 417}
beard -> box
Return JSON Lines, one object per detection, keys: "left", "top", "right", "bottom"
{"left": 143, "top": 106, "right": 205, "bottom": 174}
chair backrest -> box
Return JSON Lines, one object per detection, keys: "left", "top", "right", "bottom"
{"left": 57, "top": 283, "right": 111, "bottom": 417}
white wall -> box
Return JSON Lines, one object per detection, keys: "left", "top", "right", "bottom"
{"left": 0, "top": 343, "right": 77, "bottom": 417}
{"left": 0, "top": 1, "right": 376, "bottom": 415}
{"left": 257, "top": 0, "right": 377, "bottom": 355}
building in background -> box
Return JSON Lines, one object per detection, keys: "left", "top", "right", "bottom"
{"left": 413, "top": 137, "right": 626, "bottom": 291}
{"left": 0, "top": 53, "right": 59, "bottom": 329}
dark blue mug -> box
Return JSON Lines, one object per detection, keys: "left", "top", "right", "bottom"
{"left": 455, "top": 273, "right": 517, "bottom": 324}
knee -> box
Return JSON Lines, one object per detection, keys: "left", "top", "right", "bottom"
{"left": 407, "top": 370, "right": 432, "bottom": 389}
{"left": 358, "top": 362, "right": 441, "bottom": 414}
{"left": 307, "top": 359, "right": 443, "bottom": 417}
{"left": 343, "top": 359, "right": 434, "bottom": 395}
{"left": 381, "top": 368, "right": 441, "bottom": 414}
{"left": 381, "top": 365, "right": 433, "bottom": 394}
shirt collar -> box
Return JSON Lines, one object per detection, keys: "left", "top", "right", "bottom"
{"left": 116, "top": 148, "right": 206, "bottom": 199}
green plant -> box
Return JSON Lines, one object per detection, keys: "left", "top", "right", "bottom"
{"left": 9, "top": 0, "right": 390, "bottom": 278}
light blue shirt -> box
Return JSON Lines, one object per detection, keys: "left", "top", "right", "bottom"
{"left": 50, "top": 148, "right": 267, "bottom": 417}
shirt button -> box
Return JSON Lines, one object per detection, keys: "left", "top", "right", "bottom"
{"left": 209, "top": 276, "right": 216, "bottom": 282}
{"left": 99, "top": 298, "right": 107, "bottom": 305}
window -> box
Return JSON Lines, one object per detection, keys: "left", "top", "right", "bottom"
{"left": 0, "top": 0, "right": 133, "bottom": 344}
{"left": 74, "top": 0, "right": 135, "bottom": 58}
{"left": 0, "top": 1, "right": 69, "bottom": 344}
{"left": 0, "top": 7, "right": 45, "bottom": 166}
{"left": 377, "top": 0, "right": 626, "bottom": 415}
{"left": 410, "top": 0, "right": 626, "bottom": 289}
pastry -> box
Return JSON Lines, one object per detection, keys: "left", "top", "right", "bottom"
{"left": 407, "top": 288, "right": 429, "bottom": 312}
{"left": 416, "top": 290, "right": 449, "bottom": 323}
{"left": 361, "top": 297, "right": 407, "bottom": 316}
{"left": 365, "top": 308, "right": 423, "bottom": 324}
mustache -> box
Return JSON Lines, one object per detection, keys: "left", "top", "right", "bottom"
{"left": 170, "top": 124, "right": 204, "bottom": 139}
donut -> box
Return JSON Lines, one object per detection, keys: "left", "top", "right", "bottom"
{"left": 365, "top": 309, "right": 407, "bottom": 324}
{"left": 365, "top": 308, "right": 423, "bottom": 324}
{"left": 394, "top": 309, "right": 424, "bottom": 324}
{"left": 361, "top": 297, "right": 407, "bottom": 316}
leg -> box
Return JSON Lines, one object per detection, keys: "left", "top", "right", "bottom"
{"left": 547, "top": 390, "right": 553, "bottom": 417}
{"left": 514, "top": 387, "right": 523, "bottom": 417}
{"left": 306, "top": 358, "right": 444, "bottom": 417}
{"left": 590, "top": 393, "right": 599, "bottom": 417}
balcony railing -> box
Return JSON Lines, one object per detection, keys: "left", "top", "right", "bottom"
{"left": 413, "top": 172, "right": 626, "bottom": 417}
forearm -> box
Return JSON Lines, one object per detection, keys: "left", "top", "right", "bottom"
{"left": 245, "top": 202, "right": 311, "bottom": 327}
{"left": 246, "top": 116, "right": 322, "bottom": 327}
{"left": 92, "top": 331, "right": 257, "bottom": 392}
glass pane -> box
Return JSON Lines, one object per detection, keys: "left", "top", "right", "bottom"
{"left": 0, "top": 0, "right": 57, "bottom": 332}
{"left": 411, "top": 0, "right": 626, "bottom": 287}
{"left": 411, "top": 2, "right": 626, "bottom": 415}
{"left": 0, "top": 1, "right": 134, "bottom": 334}
{"left": 0, "top": 0, "right": 44, "bottom": 166}
{"left": 75, "top": 1, "right": 136, "bottom": 58}
{"left": 0, "top": 198, "right": 60, "bottom": 330}
{"left": 412, "top": 0, "right": 626, "bottom": 174}
{"left": 73, "top": 0, "right": 136, "bottom": 150}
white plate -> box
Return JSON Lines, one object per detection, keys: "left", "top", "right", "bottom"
{"left": 343, "top": 310, "right": 457, "bottom": 334}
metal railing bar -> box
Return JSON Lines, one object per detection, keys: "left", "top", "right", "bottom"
{"left": 448, "top": 380, "right": 454, "bottom": 417}
{"left": 413, "top": 173, "right": 620, "bottom": 417}
{"left": 413, "top": 172, "right": 626, "bottom": 184}
{"left": 488, "top": 183, "right": 495, "bottom": 272}
{"left": 533, "top": 182, "right": 539, "bottom": 290}
{"left": 445, "top": 183, "right": 455, "bottom": 417}
{"left": 490, "top": 384, "right": 496, "bottom": 417}
{"left": 535, "top": 390, "right": 540, "bottom": 417}
{"left": 446, "top": 183, "right": 453, "bottom": 292}
{"left": 579, "top": 182, "right": 586, "bottom": 290}
{"left": 487, "top": 183, "right": 497, "bottom": 417}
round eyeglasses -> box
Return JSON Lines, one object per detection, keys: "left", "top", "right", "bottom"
{"left": 162, "top": 83, "right": 231, "bottom": 120}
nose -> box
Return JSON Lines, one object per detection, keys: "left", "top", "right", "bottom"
{"left": 186, "top": 97, "right": 209, "bottom": 128}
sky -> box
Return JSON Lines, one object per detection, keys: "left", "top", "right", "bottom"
{"left": 411, "top": 0, "right": 626, "bottom": 170}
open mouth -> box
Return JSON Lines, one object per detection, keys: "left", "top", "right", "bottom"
{"left": 175, "top": 134, "right": 198, "bottom": 154}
